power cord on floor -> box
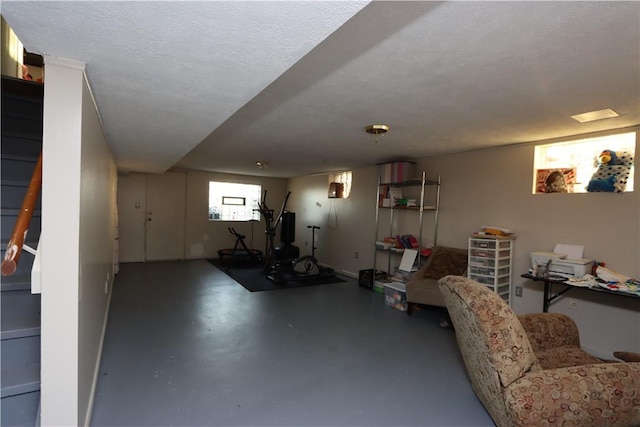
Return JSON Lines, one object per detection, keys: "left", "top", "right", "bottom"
{"left": 328, "top": 199, "right": 338, "bottom": 230}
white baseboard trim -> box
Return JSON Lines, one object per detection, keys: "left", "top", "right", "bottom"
{"left": 339, "top": 270, "right": 358, "bottom": 279}
{"left": 83, "top": 287, "right": 112, "bottom": 427}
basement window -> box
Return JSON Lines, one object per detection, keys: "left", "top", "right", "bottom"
{"left": 209, "top": 182, "right": 261, "bottom": 221}
{"left": 533, "top": 132, "right": 636, "bottom": 194}
{"left": 328, "top": 171, "right": 352, "bottom": 198}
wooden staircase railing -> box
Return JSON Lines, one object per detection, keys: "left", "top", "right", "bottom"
{"left": 2, "top": 152, "right": 42, "bottom": 276}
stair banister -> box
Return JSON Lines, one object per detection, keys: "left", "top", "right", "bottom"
{"left": 2, "top": 152, "right": 42, "bottom": 276}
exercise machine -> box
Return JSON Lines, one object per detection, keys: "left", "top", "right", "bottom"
{"left": 292, "top": 225, "right": 321, "bottom": 275}
{"left": 217, "top": 227, "right": 263, "bottom": 270}
{"left": 290, "top": 225, "right": 335, "bottom": 278}
{"left": 256, "top": 189, "right": 294, "bottom": 277}
{"left": 256, "top": 190, "right": 334, "bottom": 284}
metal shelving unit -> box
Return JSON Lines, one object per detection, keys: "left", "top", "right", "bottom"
{"left": 374, "top": 171, "right": 440, "bottom": 275}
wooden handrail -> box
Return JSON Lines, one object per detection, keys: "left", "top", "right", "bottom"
{"left": 2, "top": 152, "right": 43, "bottom": 276}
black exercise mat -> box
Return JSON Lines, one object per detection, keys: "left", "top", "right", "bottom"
{"left": 208, "top": 258, "right": 347, "bottom": 292}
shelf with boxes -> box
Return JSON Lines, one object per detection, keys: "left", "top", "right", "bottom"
{"left": 374, "top": 165, "right": 440, "bottom": 276}
{"left": 468, "top": 236, "right": 515, "bottom": 304}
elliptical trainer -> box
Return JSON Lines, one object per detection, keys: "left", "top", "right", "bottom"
{"left": 256, "top": 190, "right": 334, "bottom": 284}
{"left": 256, "top": 189, "right": 293, "bottom": 279}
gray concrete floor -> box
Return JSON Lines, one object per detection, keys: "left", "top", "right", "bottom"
{"left": 90, "top": 260, "right": 493, "bottom": 426}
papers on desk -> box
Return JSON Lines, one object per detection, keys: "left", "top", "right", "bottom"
{"left": 564, "top": 275, "right": 640, "bottom": 296}
{"left": 565, "top": 276, "right": 598, "bottom": 288}
{"left": 532, "top": 245, "right": 640, "bottom": 297}
{"left": 596, "top": 266, "right": 629, "bottom": 283}
{"left": 596, "top": 280, "right": 640, "bottom": 296}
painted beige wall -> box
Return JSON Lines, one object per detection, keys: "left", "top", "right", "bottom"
{"left": 286, "top": 168, "right": 379, "bottom": 277}
{"left": 118, "top": 170, "right": 289, "bottom": 263}
{"left": 78, "top": 72, "right": 117, "bottom": 426}
{"left": 41, "top": 57, "right": 116, "bottom": 426}
{"left": 42, "top": 56, "right": 82, "bottom": 427}
{"left": 184, "top": 170, "right": 287, "bottom": 260}
{"left": 288, "top": 129, "right": 639, "bottom": 358}
{"left": 416, "top": 133, "right": 639, "bottom": 358}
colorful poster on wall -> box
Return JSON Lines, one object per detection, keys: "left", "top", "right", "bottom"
{"left": 535, "top": 168, "right": 577, "bottom": 193}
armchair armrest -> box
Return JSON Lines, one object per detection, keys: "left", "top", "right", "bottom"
{"left": 517, "top": 313, "right": 580, "bottom": 352}
{"left": 504, "top": 362, "right": 640, "bottom": 426}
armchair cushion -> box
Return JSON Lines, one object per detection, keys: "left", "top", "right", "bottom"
{"left": 533, "top": 346, "right": 604, "bottom": 370}
{"left": 504, "top": 363, "right": 640, "bottom": 426}
{"left": 518, "top": 313, "right": 580, "bottom": 351}
{"left": 518, "top": 313, "right": 603, "bottom": 369}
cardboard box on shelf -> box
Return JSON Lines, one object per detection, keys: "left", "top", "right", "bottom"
{"left": 380, "top": 161, "right": 417, "bottom": 183}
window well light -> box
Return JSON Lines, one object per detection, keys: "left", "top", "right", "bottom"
{"left": 571, "top": 108, "right": 619, "bottom": 123}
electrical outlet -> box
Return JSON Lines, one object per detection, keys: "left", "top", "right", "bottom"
{"left": 567, "top": 299, "right": 578, "bottom": 310}
{"left": 515, "top": 286, "right": 523, "bottom": 297}
{"left": 354, "top": 251, "right": 359, "bottom": 259}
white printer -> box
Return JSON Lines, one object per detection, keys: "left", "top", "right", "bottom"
{"left": 531, "top": 251, "right": 592, "bottom": 278}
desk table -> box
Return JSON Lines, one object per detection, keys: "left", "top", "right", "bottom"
{"left": 521, "top": 273, "right": 640, "bottom": 312}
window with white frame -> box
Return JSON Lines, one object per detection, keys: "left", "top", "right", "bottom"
{"left": 533, "top": 132, "right": 635, "bottom": 194}
{"left": 208, "top": 182, "right": 261, "bottom": 221}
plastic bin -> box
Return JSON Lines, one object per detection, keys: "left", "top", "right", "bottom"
{"left": 373, "top": 281, "right": 386, "bottom": 294}
{"left": 384, "top": 282, "right": 407, "bottom": 311}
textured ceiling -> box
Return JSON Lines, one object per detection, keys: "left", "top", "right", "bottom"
{"left": 3, "top": 1, "right": 639, "bottom": 178}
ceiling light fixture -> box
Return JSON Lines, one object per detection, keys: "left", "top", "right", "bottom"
{"left": 365, "top": 124, "right": 389, "bottom": 143}
{"left": 571, "top": 108, "right": 619, "bottom": 123}
{"left": 256, "top": 161, "right": 268, "bottom": 170}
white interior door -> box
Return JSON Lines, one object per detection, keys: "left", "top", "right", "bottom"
{"left": 117, "top": 173, "right": 147, "bottom": 262}
{"left": 145, "top": 171, "right": 186, "bottom": 261}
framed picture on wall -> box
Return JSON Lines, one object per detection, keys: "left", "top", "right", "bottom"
{"left": 535, "top": 168, "right": 577, "bottom": 193}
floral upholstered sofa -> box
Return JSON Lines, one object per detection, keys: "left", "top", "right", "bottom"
{"left": 439, "top": 275, "right": 640, "bottom": 427}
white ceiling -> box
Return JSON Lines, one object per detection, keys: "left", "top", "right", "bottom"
{"left": 3, "top": 1, "right": 639, "bottom": 178}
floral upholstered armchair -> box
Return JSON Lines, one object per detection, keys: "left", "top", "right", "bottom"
{"left": 439, "top": 275, "right": 640, "bottom": 427}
